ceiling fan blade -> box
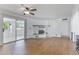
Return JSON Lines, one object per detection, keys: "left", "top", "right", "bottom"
{"left": 25, "top": 7, "right": 30, "bottom": 10}
{"left": 30, "top": 9, "right": 37, "bottom": 11}
{"left": 29, "top": 12, "right": 35, "bottom": 15}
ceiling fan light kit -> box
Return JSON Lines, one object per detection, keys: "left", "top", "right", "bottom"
{"left": 20, "top": 4, "right": 37, "bottom": 16}
{"left": 24, "top": 11, "right": 30, "bottom": 14}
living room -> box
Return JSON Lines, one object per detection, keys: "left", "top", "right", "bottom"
{"left": 0, "top": 4, "right": 79, "bottom": 55}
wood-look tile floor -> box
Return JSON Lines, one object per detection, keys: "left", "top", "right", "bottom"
{"left": 0, "top": 37, "right": 78, "bottom": 55}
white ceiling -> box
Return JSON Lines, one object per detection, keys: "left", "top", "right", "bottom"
{"left": 0, "top": 4, "right": 75, "bottom": 19}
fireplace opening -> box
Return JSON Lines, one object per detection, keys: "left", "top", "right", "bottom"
{"left": 39, "top": 30, "right": 44, "bottom": 34}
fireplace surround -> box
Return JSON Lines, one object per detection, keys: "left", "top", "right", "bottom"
{"left": 33, "top": 25, "right": 49, "bottom": 38}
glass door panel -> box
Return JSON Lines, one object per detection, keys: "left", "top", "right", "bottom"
{"left": 16, "top": 20, "right": 24, "bottom": 40}
{"left": 3, "top": 17, "right": 16, "bottom": 43}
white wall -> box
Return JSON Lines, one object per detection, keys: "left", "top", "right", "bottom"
{"left": 26, "top": 18, "right": 70, "bottom": 39}
{"left": 58, "top": 20, "right": 70, "bottom": 37}
{"left": 0, "top": 16, "right": 3, "bottom": 45}
{"left": 71, "top": 5, "right": 79, "bottom": 42}
{"left": 26, "top": 18, "right": 48, "bottom": 38}
{"left": 48, "top": 19, "right": 70, "bottom": 37}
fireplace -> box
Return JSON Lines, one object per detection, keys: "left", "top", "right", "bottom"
{"left": 33, "top": 25, "right": 49, "bottom": 38}
{"left": 38, "top": 30, "right": 45, "bottom": 34}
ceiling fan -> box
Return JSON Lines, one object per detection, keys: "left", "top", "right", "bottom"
{"left": 20, "top": 4, "right": 37, "bottom": 15}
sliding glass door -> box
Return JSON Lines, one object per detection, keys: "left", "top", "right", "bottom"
{"left": 3, "top": 17, "right": 16, "bottom": 43}
{"left": 16, "top": 20, "right": 24, "bottom": 40}
{"left": 3, "top": 17, "right": 25, "bottom": 43}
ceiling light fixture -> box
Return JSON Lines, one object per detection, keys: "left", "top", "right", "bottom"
{"left": 20, "top": 4, "right": 37, "bottom": 16}
{"left": 24, "top": 11, "right": 30, "bottom": 15}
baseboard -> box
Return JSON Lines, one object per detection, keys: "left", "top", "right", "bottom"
{"left": 26, "top": 36, "right": 70, "bottom": 39}
{"left": 2, "top": 39, "right": 24, "bottom": 45}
